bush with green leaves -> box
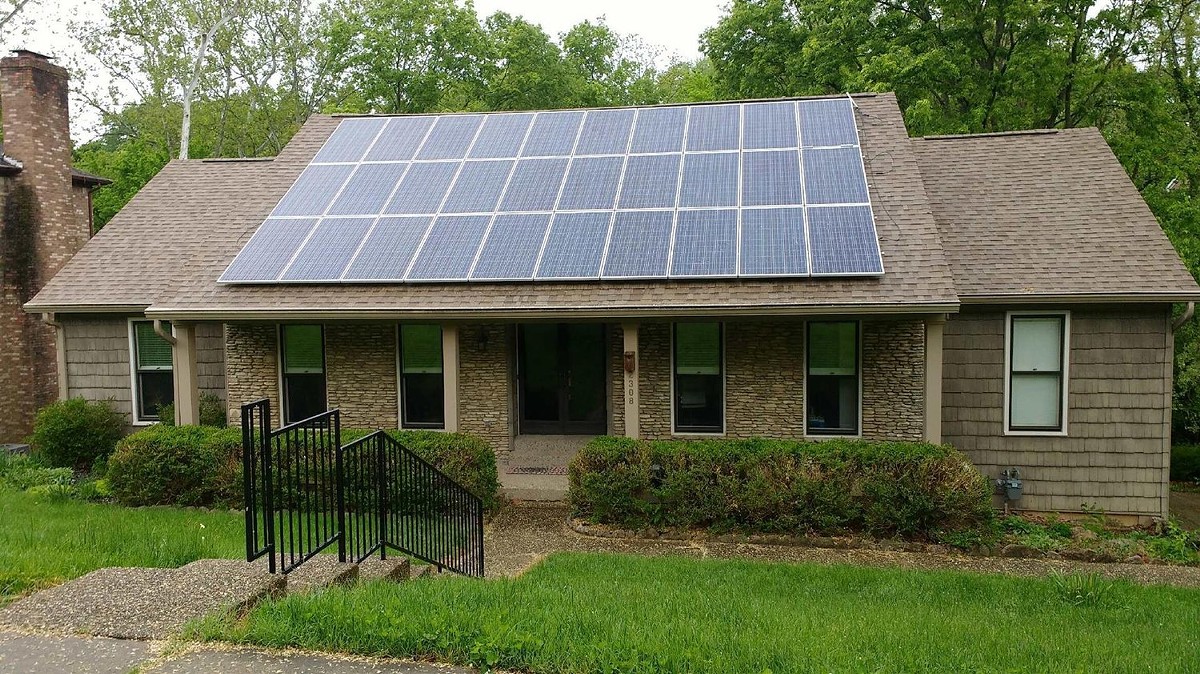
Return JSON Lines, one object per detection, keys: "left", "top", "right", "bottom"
{"left": 106, "top": 425, "right": 243, "bottom": 508}
{"left": 30, "top": 398, "right": 126, "bottom": 469}
{"left": 0, "top": 452, "right": 75, "bottom": 492}
{"left": 1171, "top": 444, "right": 1200, "bottom": 482}
{"left": 569, "top": 436, "right": 993, "bottom": 538}
{"left": 156, "top": 393, "right": 229, "bottom": 428}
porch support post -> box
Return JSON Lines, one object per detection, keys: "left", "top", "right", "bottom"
{"left": 924, "top": 314, "right": 946, "bottom": 444}
{"left": 622, "top": 322, "right": 639, "bottom": 439}
{"left": 442, "top": 324, "right": 459, "bottom": 432}
{"left": 172, "top": 321, "right": 201, "bottom": 426}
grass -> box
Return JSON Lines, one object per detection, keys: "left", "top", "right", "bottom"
{"left": 0, "top": 489, "right": 244, "bottom": 604}
{"left": 197, "top": 552, "right": 1200, "bottom": 674}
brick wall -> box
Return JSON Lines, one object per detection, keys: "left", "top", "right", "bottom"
{"left": 942, "top": 306, "right": 1173, "bottom": 517}
{"left": 459, "top": 323, "right": 513, "bottom": 460}
{"left": 326, "top": 323, "right": 398, "bottom": 428}
{"left": 0, "top": 53, "right": 90, "bottom": 441}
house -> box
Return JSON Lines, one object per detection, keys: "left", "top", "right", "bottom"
{"left": 0, "top": 50, "right": 109, "bottom": 442}
{"left": 23, "top": 89, "right": 1199, "bottom": 522}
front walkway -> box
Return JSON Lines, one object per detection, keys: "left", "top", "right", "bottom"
{"left": 498, "top": 435, "right": 589, "bottom": 501}
{"left": 484, "top": 503, "right": 1200, "bottom": 587}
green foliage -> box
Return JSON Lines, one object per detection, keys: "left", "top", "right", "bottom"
{"left": 106, "top": 425, "right": 243, "bottom": 507}
{"left": 30, "top": 398, "right": 126, "bottom": 470}
{"left": 1172, "top": 444, "right": 1200, "bottom": 482}
{"left": 0, "top": 453, "right": 74, "bottom": 492}
{"left": 1050, "top": 572, "right": 1119, "bottom": 608}
{"left": 197, "top": 552, "right": 1200, "bottom": 673}
{"left": 569, "top": 437, "right": 993, "bottom": 538}
{"left": 1146, "top": 519, "right": 1200, "bottom": 565}
{"left": 155, "top": 393, "right": 229, "bottom": 428}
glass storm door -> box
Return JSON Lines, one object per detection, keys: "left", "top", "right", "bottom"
{"left": 518, "top": 324, "right": 607, "bottom": 434}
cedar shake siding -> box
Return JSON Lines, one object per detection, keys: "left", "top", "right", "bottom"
{"left": 942, "top": 306, "right": 1173, "bottom": 517}
{"left": 62, "top": 316, "right": 225, "bottom": 427}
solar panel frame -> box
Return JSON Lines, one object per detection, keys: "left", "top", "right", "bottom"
{"left": 806, "top": 205, "right": 884, "bottom": 275}
{"left": 738, "top": 207, "right": 809, "bottom": 277}
{"left": 535, "top": 211, "right": 611, "bottom": 280}
{"left": 219, "top": 218, "right": 319, "bottom": 282}
{"left": 341, "top": 216, "right": 432, "bottom": 281}
{"left": 280, "top": 217, "right": 375, "bottom": 281}
{"left": 405, "top": 214, "right": 492, "bottom": 281}
{"left": 222, "top": 97, "right": 887, "bottom": 285}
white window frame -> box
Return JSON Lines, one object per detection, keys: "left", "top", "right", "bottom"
{"left": 1004, "top": 310, "right": 1071, "bottom": 437}
{"left": 802, "top": 319, "right": 864, "bottom": 439}
{"left": 396, "top": 323, "right": 447, "bottom": 430}
{"left": 128, "top": 318, "right": 174, "bottom": 426}
{"left": 669, "top": 321, "right": 727, "bottom": 436}
{"left": 277, "top": 323, "right": 328, "bottom": 425}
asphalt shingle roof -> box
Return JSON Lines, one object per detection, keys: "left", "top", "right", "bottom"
{"left": 25, "top": 93, "right": 1197, "bottom": 319}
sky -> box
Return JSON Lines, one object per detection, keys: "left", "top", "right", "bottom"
{"left": 10, "top": 0, "right": 727, "bottom": 139}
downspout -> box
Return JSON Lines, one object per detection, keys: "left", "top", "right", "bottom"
{"left": 1172, "top": 301, "right": 1195, "bottom": 330}
{"left": 153, "top": 319, "right": 177, "bottom": 346}
{"left": 41, "top": 312, "right": 69, "bottom": 401}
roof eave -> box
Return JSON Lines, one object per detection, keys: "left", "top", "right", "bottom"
{"left": 22, "top": 302, "right": 149, "bottom": 315}
{"left": 961, "top": 292, "right": 1200, "bottom": 305}
{"left": 141, "top": 301, "right": 961, "bottom": 322}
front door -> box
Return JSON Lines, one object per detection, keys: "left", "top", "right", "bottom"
{"left": 518, "top": 324, "right": 607, "bottom": 434}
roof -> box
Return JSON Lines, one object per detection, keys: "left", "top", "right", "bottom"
{"left": 913, "top": 128, "right": 1199, "bottom": 302}
{"left": 27, "top": 93, "right": 963, "bottom": 319}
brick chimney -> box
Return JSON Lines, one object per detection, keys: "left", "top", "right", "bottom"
{"left": 0, "top": 50, "right": 81, "bottom": 442}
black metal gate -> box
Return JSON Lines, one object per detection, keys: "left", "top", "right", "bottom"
{"left": 242, "top": 399, "right": 484, "bottom": 576}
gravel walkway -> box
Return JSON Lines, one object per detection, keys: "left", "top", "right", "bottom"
{"left": 484, "top": 503, "right": 1200, "bottom": 587}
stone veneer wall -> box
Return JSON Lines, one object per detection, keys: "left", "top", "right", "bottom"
{"left": 609, "top": 324, "right": 625, "bottom": 436}
{"left": 325, "top": 323, "right": 398, "bottom": 429}
{"left": 636, "top": 318, "right": 925, "bottom": 441}
{"left": 224, "top": 323, "right": 280, "bottom": 427}
{"left": 861, "top": 319, "right": 926, "bottom": 441}
{"left": 459, "top": 323, "right": 513, "bottom": 460}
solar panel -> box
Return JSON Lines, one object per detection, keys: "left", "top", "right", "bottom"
{"left": 471, "top": 213, "right": 552, "bottom": 280}
{"left": 281, "top": 217, "right": 373, "bottom": 281}
{"left": 807, "top": 206, "right": 882, "bottom": 274}
{"left": 313, "top": 118, "right": 387, "bottom": 163}
{"left": 602, "top": 210, "right": 672, "bottom": 278}
{"left": 441, "top": 160, "right": 513, "bottom": 213}
{"left": 222, "top": 97, "right": 884, "bottom": 284}
{"left": 618, "top": 154, "right": 680, "bottom": 209}
{"left": 271, "top": 165, "right": 354, "bottom": 216}
{"left": 740, "top": 208, "right": 808, "bottom": 276}
{"left": 743, "top": 102, "right": 798, "bottom": 150}
{"left": 342, "top": 216, "right": 431, "bottom": 280}
{"left": 742, "top": 150, "right": 802, "bottom": 207}
{"left": 670, "top": 209, "right": 737, "bottom": 277}
{"left": 679, "top": 152, "right": 738, "bottom": 207}
{"left": 536, "top": 212, "right": 610, "bottom": 279}
{"left": 803, "top": 147, "right": 869, "bottom": 204}
{"left": 407, "top": 215, "right": 490, "bottom": 280}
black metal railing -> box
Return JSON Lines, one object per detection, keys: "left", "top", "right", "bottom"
{"left": 242, "top": 399, "right": 484, "bottom": 577}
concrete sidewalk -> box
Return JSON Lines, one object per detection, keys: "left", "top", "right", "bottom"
{"left": 0, "top": 633, "right": 475, "bottom": 674}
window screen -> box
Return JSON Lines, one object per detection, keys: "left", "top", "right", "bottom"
{"left": 281, "top": 324, "right": 326, "bottom": 422}
{"left": 400, "top": 324, "right": 445, "bottom": 428}
{"left": 133, "top": 321, "right": 173, "bottom": 421}
{"left": 1009, "top": 315, "right": 1066, "bottom": 431}
{"left": 806, "top": 321, "right": 859, "bottom": 435}
{"left": 674, "top": 323, "right": 723, "bottom": 432}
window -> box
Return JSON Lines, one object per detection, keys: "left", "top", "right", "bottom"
{"left": 806, "top": 321, "right": 859, "bottom": 435}
{"left": 281, "top": 324, "right": 326, "bottom": 423}
{"left": 132, "top": 321, "right": 174, "bottom": 422}
{"left": 673, "top": 323, "right": 723, "bottom": 433}
{"left": 1007, "top": 313, "right": 1068, "bottom": 433}
{"left": 400, "top": 324, "right": 445, "bottom": 428}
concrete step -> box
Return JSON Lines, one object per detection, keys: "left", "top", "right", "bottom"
{"left": 284, "top": 555, "right": 358, "bottom": 594}
{"left": 500, "top": 472, "right": 568, "bottom": 502}
{"left": 357, "top": 556, "right": 411, "bottom": 583}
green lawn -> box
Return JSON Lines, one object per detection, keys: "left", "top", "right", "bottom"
{"left": 0, "top": 490, "right": 244, "bottom": 603}
{"left": 198, "top": 552, "right": 1200, "bottom": 674}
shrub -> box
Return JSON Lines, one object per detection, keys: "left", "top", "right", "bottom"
{"left": 390, "top": 430, "right": 500, "bottom": 513}
{"left": 1171, "top": 444, "right": 1200, "bottom": 482}
{"left": 30, "top": 398, "right": 126, "bottom": 469}
{"left": 569, "top": 437, "right": 993, "bottom": 538}
{"left": 156, "top": 394, "right": 229, "bottom": 428}
{"left": 0, "top": 453, "right": 74, "bottom": 491}
{"left": 106, "top": 425, "right": 243, "bottom": 507}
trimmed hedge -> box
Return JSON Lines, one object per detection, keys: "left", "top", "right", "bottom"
{"left": 106, "top": 425, "right": 500, "bottom": 512}
{"left": 30, "top": 398, "right": 126, "bottom": 469}
{"left": 1172, "top": 444, "right": 1200, "bottom": 482}
{"left": 106, "top": 425, "right": 243, "bottom": 507}
{"left": 569, "top": 437, "right": 993, "bottom": 538}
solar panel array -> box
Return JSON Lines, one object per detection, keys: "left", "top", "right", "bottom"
{"left": 220, "top": 98, "right": 885, "bottom": 284}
